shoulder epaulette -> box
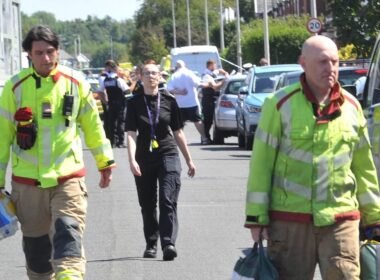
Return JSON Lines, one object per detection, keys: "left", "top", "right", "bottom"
{"left": 276, "top": 88, "right": 301, "bottom": 110}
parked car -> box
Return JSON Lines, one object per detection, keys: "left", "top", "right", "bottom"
{"left": 213, "top": 73, "right": 246, "bottom": 144}
{"left": 236, "top": 64, "right": 303, "bottom": 150}
{"left": 274, "top": 70, "right": 303, "bottom": 91}
{"left": 338, "top": 66, "right": 368, "bottom": 86}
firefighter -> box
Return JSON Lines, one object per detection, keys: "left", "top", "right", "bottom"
{"left": 98, "top": 60, "right": 129, "bottom": 148}
{"left": 245, "top": 35, "right": 380, "bottom": 279}
{"left": 0, "top": 25, "right": 115, "bottom": 280}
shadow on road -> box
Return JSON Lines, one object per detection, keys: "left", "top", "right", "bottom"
{"left": 87, "top": 257, "right": 161, "bottom": 263}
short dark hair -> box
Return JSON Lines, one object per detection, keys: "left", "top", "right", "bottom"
{"left": 105, "top": 59, "right": 118, "bottom": 68}
{"left": 22, "top": 25, "right": 59, "bottom": 52}
{"left": 206, "top": 59, "right": 216, "bottom": 68}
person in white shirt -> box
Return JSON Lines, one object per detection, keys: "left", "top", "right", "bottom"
{"left": 200, "top": 59, "right": 229, "bottom": 143}
{"left": 167, "top": 60, "right": 211, "bottom": 144}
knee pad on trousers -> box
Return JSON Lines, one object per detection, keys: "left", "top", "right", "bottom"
{"left": 53, "top": 216, "right": 82, "bottom": 259}
{"left": 23, "top": 235, "right": 53, "bottom": 274}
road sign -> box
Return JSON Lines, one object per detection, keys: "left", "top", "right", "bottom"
{"left": 307, "top": 18, "right": 322, "bottom": 34}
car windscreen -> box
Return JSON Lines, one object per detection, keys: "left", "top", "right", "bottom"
{"left": 251, "top": 71, "right": 284, "bottom": 94}
{"left": 171, "top": 52, "right": 221, "bottom": 76}
{"left": 226, "top": 80, "right": 245, "bottom": 95}
{"left": 339, "top": 69, "right": 367, "bottom": 86}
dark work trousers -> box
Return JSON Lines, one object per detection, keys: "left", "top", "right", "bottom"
{"left": 202, "top": 95, "right": 216, "bottom": 140}
{"left": 106, "top": 101, "right": 126, "bottom": 146}
{"left": 134, "top": 154, "right": 181, "bottom": 249}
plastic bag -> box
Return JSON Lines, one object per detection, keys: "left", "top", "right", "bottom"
{"left": 0, "top": 191, "right": 19, "bottom": 240}
{"left": 232, "top": 239, "right": 279, "bottom": 280}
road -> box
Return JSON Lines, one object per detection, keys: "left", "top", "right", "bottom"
{"left": 0, "top": 124, "right": 321, "bottom": 280}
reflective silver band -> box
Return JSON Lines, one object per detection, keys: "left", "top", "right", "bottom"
{"left": 316, "top": 157, "right": 329, "bottom": 202}
{"left": 358, "top": 191, "right": 380, "bottom": 206}
{"left": 333, "top": 152, "right": 351, "bottom": 169}
{"left": 246, "top": 192, "right": 269, "bottom": 204}
{"left": 280, "top": 139, "right": 313, "bottom": 164}
{"left": 255, "top": 128, "right": 279, "bottom": 149}
{"left": 90, "top": 142, "right": 112, "bottom": 157}
{"left": 0, "top": 162, "right": 7, "bottom": 170}
{"left": 79, "top": 101, "right": 92, "bottom": 116}
{"left": 11, "top": 75, "right": 23, "bottom": 108}
{"left": 273, "top": 175, "right": 312, "bottom": 199}
{"left": 0, "top": 107, "right": 13, "bottom": 122}
{"left": 13, "top": 144, "right": 38, "bottom": 165}
{"left": 43, "top": 126, "right": 51, "bottom": 166}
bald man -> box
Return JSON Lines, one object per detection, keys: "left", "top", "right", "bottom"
{"left": 244, "top": 35, "right": 380, "bottom": 279}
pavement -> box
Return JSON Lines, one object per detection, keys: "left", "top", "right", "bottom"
{"left": 0, "top": 124, "right": 321, "bottom": 280}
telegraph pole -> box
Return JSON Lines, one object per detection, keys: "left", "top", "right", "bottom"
{"left": 186, "top": 0, "right": 191, "bottom": 46}
{"left": 205, "top": 0, "right": 210, "bottom": 45}
{"left": 236, "top": 0, "right": 242, "bottom": 70}
{"left": 310, "top": 0, "right": 317, "bottom": 17}
{"left": 172, "top": 0, "right": 177, "bottom": 48}
{"left": 219, "top": 0, "right": 225, "bottom": 51}
{"left": 263, "top": 0, "right": 270, "bottom": 64}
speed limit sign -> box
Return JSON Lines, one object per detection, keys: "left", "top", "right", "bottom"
{"left": 307, "top": 18, "right": 322, "bottom": 34}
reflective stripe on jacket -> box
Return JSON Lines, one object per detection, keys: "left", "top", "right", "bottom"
{"left": 0, "top": 65, "right": 114, "bottom": 188}
{"left": 245, "top": 82, "right": 380, "bottom": 227}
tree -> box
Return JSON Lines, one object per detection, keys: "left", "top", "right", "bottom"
{"left": 329, "top": 0, "right": 380, "bottom": 58}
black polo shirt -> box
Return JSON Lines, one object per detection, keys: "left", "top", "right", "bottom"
{"left": 126, "top": 89, "right": 184, "bottom": 161}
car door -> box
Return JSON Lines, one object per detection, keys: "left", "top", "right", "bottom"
{"left": 363, "top": 34, "right": 380, "bottom": 181}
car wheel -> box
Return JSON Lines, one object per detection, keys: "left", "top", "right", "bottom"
{"left": 213, "top": 125, "right": 225, "bottom": 144}
{"left": 244, "top": 129, "right": 253, "bottom": 150}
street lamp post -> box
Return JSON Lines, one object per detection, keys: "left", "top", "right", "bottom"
{"left": 220, "top": 0, "right": 225, "bottom": 51}
{"left": 235, "top": 0, "right": 242, "bottom": 70}
{"left": 186, "top": 0, "right": 191, "bottom": 46}
{"left": 263, "top": 0, "right": 270, "bottom": 65}
{"left": 172, "top": 0, "right": 177, "bottom": 48}
{"left": 310, "top": 0, "right": 317, "bottom": 17}
{"left": 205, "top": 0, "right": 210, "bottom": 45}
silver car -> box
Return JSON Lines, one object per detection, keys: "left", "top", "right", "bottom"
{"left": 213, "top": 73, "right": 246, "bottom": 144}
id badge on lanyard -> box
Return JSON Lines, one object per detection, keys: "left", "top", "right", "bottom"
{"left": 144, "top": 92, "right": 160, "bottom": 152}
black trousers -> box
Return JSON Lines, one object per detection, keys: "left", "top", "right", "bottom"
{"left": 134, "top": 154, "right": 181, "bottom": 249}
{"left": 106, "top": 101, "right": 126, "bottom": 146}
{"left": 202, "top": 97, "right": 216, "bottom": 140}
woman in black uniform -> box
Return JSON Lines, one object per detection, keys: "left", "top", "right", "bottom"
{"left": 126, "top": 62, "right": 195, "bottom": 261}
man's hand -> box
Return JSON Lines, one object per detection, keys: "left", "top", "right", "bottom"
{"left": 186, "top": 160, "right": 195, "bottom": 178}
{"left": 99, "top": 168, "right": 112, "bottom": 188}
{"left": 250, "top": 226, "right": 268, "bottom": 242}
{"left": 130, "top": 160, "right": 142, "bottom": 176}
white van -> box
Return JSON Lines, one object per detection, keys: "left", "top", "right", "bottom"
{"left": 362, "top": 34, "right": 380, "bottom": 180}
{"left": 170, "top": 45, "right": 222, "bottom": 76}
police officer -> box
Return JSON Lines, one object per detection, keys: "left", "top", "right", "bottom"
{"left": 0, "top": 25, "right": 115, "bottom": 280}
{"left": 201, "top": 59, "right": 228, "bottom": 143}
{"left": 98, "top": 60, "right": 129, "bottom": 148}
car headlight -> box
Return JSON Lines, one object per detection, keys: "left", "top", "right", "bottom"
{"left": 245, "top": 104, "right": 262, "bottom": 113}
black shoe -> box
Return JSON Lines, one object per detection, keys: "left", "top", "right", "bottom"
{"left": 201, "top": 138, "right": 212, "bottom": 145}
{"left": 163, "top": 245, "right": 177, "bottom": 261}
{"left": 143, "top": 244, "right": 157, "bottom": 258}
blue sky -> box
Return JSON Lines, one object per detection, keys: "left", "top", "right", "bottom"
{"left": 21, "top": 0, "right": 142, "bottom": 21}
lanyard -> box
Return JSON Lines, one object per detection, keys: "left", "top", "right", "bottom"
{"left": 143, "top": 92, "right": 160, "bottom": 140}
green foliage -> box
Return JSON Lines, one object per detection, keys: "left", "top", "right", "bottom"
{"left": 224, "top": 16, "right": 309, "bottom": 69}
{"left": 330, "top": 0, "right": 380, "bottom": 57}
{"left": 21, "top": 12, "right": 135, "bottom": 68}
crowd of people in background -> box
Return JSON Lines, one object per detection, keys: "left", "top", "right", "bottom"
{"left": 86, "top": 57, "right": 230, "bottom": 147}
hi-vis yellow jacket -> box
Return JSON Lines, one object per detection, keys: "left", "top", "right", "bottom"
{"left": 245, "top": 82, "right": 380, "bottom": 227}
{"left": 0, "top": 65, "right": 115, "bottom": 188}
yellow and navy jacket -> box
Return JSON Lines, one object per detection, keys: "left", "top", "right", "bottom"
{"left": 0, "top": 65, "right": 115, "bottom": 188}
